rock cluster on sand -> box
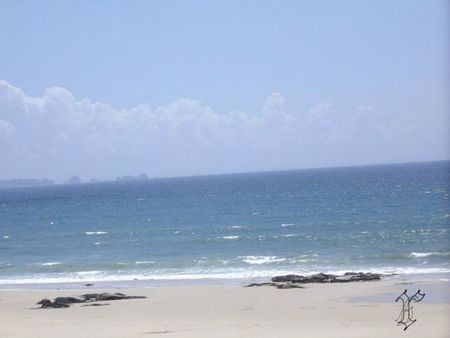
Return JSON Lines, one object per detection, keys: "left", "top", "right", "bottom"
{"left": 246, "top": 272, "right": 382, "bottom": 288}
{"left": 272, "top": 272, "right": 381, "bottom": 283}
{"left": 81, "top": 293, "right": 147, "bottom": 301}
{"left": 36, "top": 293, "right": 146, "bottom": 309}
{"left": 37, "top": 299, "right": 70, "bottom": 308}
{"left": 245, "top": 282, "right": 305, "bottom": 289}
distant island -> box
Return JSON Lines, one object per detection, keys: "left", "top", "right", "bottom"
{"left": 62, "top": 173, "right": 151, "bottom": 184}
{"left": 64, "top": 175, "right": 82, "bottom": 184}
{"left": 0, "top": 173, "right": 153, "bottom": 190}
{"left": 0, "top": 178, "right": 54, "bottom": 190}
{"left": 116, "top": 173, "right": 150, "bottom": 182}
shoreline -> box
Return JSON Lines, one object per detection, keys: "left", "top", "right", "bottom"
{"left": 1, "top": 271, "right": 448, "bottom": 291}
{"left": 0, "top": 278, "right": 449, "bottom": 337}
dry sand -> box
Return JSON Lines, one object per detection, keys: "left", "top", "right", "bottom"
{"left": 0, "top": 279, "right": 449, "bottom": 337}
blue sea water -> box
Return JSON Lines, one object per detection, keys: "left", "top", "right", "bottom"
{"left": 0, "top": 161, "right": 449, "bottom": 286}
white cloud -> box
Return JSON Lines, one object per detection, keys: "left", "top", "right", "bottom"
{"left": 0, "top": 80, "right": 447, "bottom": 181}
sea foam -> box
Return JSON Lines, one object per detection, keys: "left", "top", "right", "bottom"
{"left": 85, "top": 231, "right": 107, "bottom": 235}
{"left": 135, "top": 261, "right": 155, "bottom": 265}
{"left": 410, "top": 252, "right": 450, "bottom": 258}
{"left": 220, "top": 236, "right": 241, "bottom": 240}
{"left": 240, "top": 256, "right": 286, "bottom": 264}
{"left": 39, "top": 262, "right": 62, "bottom": 266}
{"left": 229, "top": 225, "right": 245, "bottom": 230}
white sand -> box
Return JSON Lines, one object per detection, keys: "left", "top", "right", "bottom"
{"left": 0, "top": 279, "right": 449, "bottom": 337}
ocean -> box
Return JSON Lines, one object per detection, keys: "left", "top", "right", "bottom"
{"left": 0, "top": 161, "right": 449, "bottom": 287}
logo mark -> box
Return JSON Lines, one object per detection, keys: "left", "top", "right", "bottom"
{"left": 395, "top": 289, "right": 425, "bottom": 330}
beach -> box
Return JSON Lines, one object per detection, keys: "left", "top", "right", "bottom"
{"left": 1, "top": 277, "right": 449, "bottom": 337}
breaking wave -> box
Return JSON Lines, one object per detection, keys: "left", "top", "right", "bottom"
{"left": 85, "top": 231, "right": 107, "bottom": 235}
{"left": 219, "top": 236, "right": 241, "bottom": 240}
{"left": 240, "top": 256, "right": 286, "bottom": 264}
{"left": 410, "top": 252, "right": 450, "bottom": 258}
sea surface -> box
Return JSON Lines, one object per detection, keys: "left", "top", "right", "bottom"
{"left": 0, "top": 161, "right": 449, "bottom": 286}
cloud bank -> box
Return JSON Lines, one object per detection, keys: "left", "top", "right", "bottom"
{"left": 0, "top": 80, "right": 447, "bottom": 181}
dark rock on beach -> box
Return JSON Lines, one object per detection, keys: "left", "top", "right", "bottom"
{"left": 37, "top": 298, "right": 70, "bottom": 308}
{"left": 81, "top": 293, "right": 147, "bottom": 301}
{"left": 245, "top": 282, "right": 304, "bottom": 289}
{"left": 271, "top": 274, "right": 306, "bottom": 283}
{"left": 245, "top": 282, "right": 274, "bottom": 287}
{"left": 275, "top": 282, "right": 304, "bottom": 289}
{"left": 246, "top": 272, "right": 382, "bottom": 288}
{"left": 271, "top": 272, "right": 381, "bottom": 284}
{"left": 37, "top": 292, "right": 146, "bottom": 309}
{"left": 54, "top": 296, "right": 85, "bottom": 304}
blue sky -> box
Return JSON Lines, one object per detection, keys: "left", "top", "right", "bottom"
{"left": 0, "top": 0, "right": 448, "bottom": 181}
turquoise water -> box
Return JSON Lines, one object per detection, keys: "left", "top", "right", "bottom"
{"left": 0, "top": 161, "right": 449, "bottom": 285}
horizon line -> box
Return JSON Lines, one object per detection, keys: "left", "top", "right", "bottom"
{"left": 1, "top": 158, "right": 448, "bottom": 187}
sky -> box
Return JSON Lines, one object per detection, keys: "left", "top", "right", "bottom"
{"left": 0, "top": 0, "right": 448, "bottom": 182}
